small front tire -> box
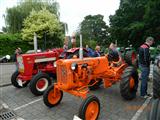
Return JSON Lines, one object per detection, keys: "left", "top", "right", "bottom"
{"left": 78, "top": 95, "right": 100, "bottom": 120}
{"left": 43, "top": 84, "right": 63, "bottom": 107}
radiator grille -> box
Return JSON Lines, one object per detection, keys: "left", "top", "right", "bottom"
{"left": 57, "top": 65, "right": 67, "bottom": 83}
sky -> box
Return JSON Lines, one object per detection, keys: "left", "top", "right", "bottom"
{"left": 0, "top": 0, "right": 120, "bottom": 34}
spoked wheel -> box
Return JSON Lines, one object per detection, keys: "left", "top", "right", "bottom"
{"left": 78, "top": 95, "right": 100, "bottom": 120}
{"left": 43, "top": 84, "right": 63, "bottom": 107}
{"left": 29, "top": 73, "right": 51, "bottom": 96}
{"left": 88, "top": 79, "right": 102, "bottom": 90}
{"left": 120, "top": 66, "right": 139, "bottom": 100}
{"left": 11, "top": 71, "right": 30, "bottom": 88}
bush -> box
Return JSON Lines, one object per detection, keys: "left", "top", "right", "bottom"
{"left": 0, "top": 33, "right": 33, "bottom": 57}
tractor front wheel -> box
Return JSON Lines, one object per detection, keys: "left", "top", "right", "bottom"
{"left": 11, "top": 71, "right": 29, "bottom": 88}
{"left": 78, "top": 95, "right": 100, "bottom": 120}
{"left": 43, "top": 84, "right": 63, "bottom": 107}
{"left": 153, "top": 66, "right": 160, "bottom": 99}
{"left": 29, "top": 73, "right": 51, "bottom": 96}
{"left": 120, "top": 66, "right": 138, "bottom": 100}
{"left": 147, "top": 99, "right": 160, "bottom": 120}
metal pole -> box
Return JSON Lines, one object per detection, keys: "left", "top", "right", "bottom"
{"left": 44, "top": 32, "right": 46, "bottom": 50}
{"left": 79, "top": 34, "right": 83, "bottom": 59}
{"left": 34, "top": 32, "right": 38, "bottom": 53}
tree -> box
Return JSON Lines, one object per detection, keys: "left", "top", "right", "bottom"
{"left": 143, "top": 0, "right": 160, "bottom": 45}
{"left": 109, "top": 0, "right": 160, "bottom": 48}
{"left": 22, "top": 9, "right": 63, "bottom": 48}
{"left": 79, "top": 14, "right": 109, "bottom": 46}
{"left": 109, "top": 0, "right": 148, "bottom": 48}
{"left": 5, "top": 0, "right": 59, "bottom": 33}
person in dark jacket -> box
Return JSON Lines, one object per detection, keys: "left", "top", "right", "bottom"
{"left": 139, "top": 37, "right": 154, "bottom": 98}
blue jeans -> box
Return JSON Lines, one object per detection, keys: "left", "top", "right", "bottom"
{"left": 139, "top": 64, "right": 150, "bottom": 96}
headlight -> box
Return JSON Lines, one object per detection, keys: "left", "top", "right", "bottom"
{"left": 71, "top": 63, "right": 78, "bottom": 70}
{"left": 54, "top": 62, "right": 57, "bottom": 67}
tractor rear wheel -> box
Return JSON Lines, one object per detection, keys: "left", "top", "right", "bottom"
{"left": 43, "top": 84, "right": 63, "bottom": 107}
{"left": 153, "top": 66, "right": 160, "bottom": 99}
{"left": 29, "top": 72, "right": 51, "bottom": 96}
{"left": 11, "top": 71, "right": 29, "bottom": 88}
{"left": 120, "top": 66, "right": 138, "bottom": 100}
{"left": 124, "top": 51, "right": 137, "bottom": 67}
{"left": 147, "top": 99, "right": 160, "bottom": 120}
{"left": 88, "top": 79, "right": 102, "bottom": 90}
{"left": 78, "top": 95, "right": 100, "bottom": 120}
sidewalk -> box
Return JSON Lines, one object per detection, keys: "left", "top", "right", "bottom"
{"left": 0, "top": 100, "right": 24, "bottom": 120}
{"left": 0, "top": 64, "right": 16, "bottom": 86}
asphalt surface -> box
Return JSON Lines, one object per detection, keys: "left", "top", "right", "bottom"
{"left": 0, "top": 64, "right": 153, "bottom": 120}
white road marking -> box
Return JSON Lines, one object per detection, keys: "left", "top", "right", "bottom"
{"left": 14, "top": 98, "right": 42, "bottom": 111}
{"left": 131, "top": 96, "right": 152, "bottom": 120}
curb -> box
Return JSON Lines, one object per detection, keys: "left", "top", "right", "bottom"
{"left": 0, "top": 62, "right": 15, "bottom": 65}
{"left": 0, "top": 83, "right": 12, "bottom": 88}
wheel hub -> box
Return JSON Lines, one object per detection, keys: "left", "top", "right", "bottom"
{"left": 36, "top": 78, "right": 48, "bottom": 92}
{"left": 85, "top": 101, "right": 99, "bottom": 120}
{"left": 48, "top": 89, "right": 61, "bottom": 105}
{"left": 130, "top": 77, "right": 135, "bottom": 89}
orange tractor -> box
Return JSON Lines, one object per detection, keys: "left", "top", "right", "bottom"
{"left": 43, "top": 35, "right": 138, "bottom": 120}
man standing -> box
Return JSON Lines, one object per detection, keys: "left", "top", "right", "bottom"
{"left": 139, "top": 37, "right": 154, "bottom": 98}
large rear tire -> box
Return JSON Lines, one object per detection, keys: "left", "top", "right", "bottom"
{"left": 78, "top": 95, "right": 100, "bottom": 120}
{"left": 29, "top": 72, "right": 51, "bottom": 96}
{"left": 43, "top": 84, "right": 63, "bottom": 107}
{"left": 153, "top": 66, "right": 160, "bottom": 99}
{"left": 11, "top": 71, "right": 29, "bottom": 88}
{"left": 148, "top": 99, "right": 160, "bottom": 120}
{"left": 120, "top": 66, "right": 139, "bottom": 100}
{"left": 124, "top": 51, "right": 137, "bottom": 67}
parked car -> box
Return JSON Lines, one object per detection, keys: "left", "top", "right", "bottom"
{"left": 0, "top": 55, "right": 11, "bottom": 63}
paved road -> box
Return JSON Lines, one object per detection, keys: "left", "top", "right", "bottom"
{"left": 0, "top": 64, "right": 153, "bottom": 120}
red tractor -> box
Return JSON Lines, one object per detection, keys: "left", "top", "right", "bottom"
{"left": 43, "top": 37, "right": 138, "bottom": 120}
{"left": 11, "top": 48, "right": 89, "bottom": 96}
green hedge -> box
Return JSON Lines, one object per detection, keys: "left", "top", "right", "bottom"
{"left": 0, "top": 33, "right": 33, "bottom": 56}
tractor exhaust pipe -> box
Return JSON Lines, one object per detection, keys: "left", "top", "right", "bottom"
{"left": 34, "top": 32, "right": 38, "bottom": 53}
{"left": 79, "top": 34, "right": 83, "bottom": 59}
